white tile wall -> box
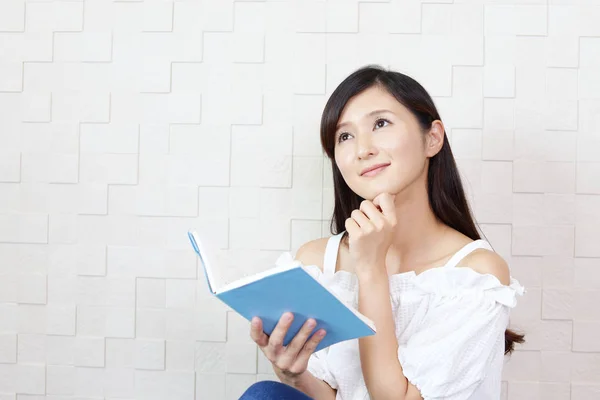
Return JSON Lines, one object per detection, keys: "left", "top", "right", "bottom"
{"left": 1, "top": 1, "right": 599, "bottom": 399}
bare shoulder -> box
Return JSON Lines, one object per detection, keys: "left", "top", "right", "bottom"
{"left": 294, "top": 237, "right": 329, "bottom": 271}
{"left": 459, "top": 248, "right": 511, "bottom": 286}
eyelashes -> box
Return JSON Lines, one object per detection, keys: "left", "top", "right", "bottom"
{"left": 336, "top": 117, "right": 391, "bottom": 143}
{"left": 338, "top": 132, "right": 351, "bottom": 143}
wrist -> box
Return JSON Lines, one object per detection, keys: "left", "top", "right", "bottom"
{"left": 354, "top": 257, "right": 385, "bottom": 271}
{"left": 276, "top": 370, "right": 311, "bottom": 387}
{"left": 355, "top": 264, "right": 387, "bottom": 283}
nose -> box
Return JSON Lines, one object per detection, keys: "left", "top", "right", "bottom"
{"left": 356, "top": 133, "right": 377, "bottom": 160}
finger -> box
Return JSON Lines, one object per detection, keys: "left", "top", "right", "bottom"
{"left": 359, "top": 201, "right": 386, "bottom": 231}
{"left": 268, "top": 312, "right": 294, "bottom": 350}
{"left": 282, "top": 318, "right": 317, "bottom": 360}
{"left": 350, "top": 209, "right": 371, "bottom": 229}
{"left": 372, "top": 192, "right": 393, "bottom": 211}
{"left": 345, "top": 217, "right": 361, "bottom": 237}
{"left": 250, "top": 317, "right": 269, "bottom": 347}
{"left": 373, "top": 193, "right": 397, "bottom": 224}
{"left": 373, "top": 192, "right": 394, "bottom": 214}
{"left": 359, "top": 200, "right": 385, "bottom": 222}
{"left": 296, "top": 329, "right": 327, "bottom": 362}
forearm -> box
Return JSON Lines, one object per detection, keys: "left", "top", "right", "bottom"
{"left": 357, "top": 268, "right": 409, "bottom": 400}
{"left": 277, "top": 370, "right": 336, "bottom": 400}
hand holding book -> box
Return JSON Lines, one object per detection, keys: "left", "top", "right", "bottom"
{"left": 250, "top": 312, "right": 326, "bottom": 381}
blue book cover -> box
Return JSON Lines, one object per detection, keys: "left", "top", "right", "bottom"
{"left": 188, "top": 231, "right": 376, "bottom": 352}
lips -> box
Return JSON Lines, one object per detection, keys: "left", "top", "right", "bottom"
{"left": 360, "top": 163, "right": 390, "bottom": 176}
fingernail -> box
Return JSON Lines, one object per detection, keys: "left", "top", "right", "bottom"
{"left": 251, "top": 317, "right": 259, "bottom": 326}
{"left": 284, "top": 312, "right": 293, "bottom": 322}
{"left": 318, "top": 330, "right": 326, "bottom": 337}
{"left": 307, "top": 319, "right": 316, "bottom": 328}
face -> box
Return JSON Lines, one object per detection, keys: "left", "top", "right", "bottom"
{"left": 333, "top": 85, "right": 443, "bottom": 200}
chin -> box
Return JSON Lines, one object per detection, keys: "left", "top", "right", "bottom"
{"left": 351, "top": 182, "right": 403, "bottom": 201}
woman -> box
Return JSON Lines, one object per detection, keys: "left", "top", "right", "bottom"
{"left": 242, "top": 65, "right": 525, "bottom": 400}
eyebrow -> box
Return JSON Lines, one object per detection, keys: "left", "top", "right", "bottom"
{"left": 336, "top": 109, "right": 395, "bottom": 131}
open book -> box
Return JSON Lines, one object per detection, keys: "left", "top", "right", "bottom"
{"left": 188, "top": 231, "right": 376, "bottom": 352}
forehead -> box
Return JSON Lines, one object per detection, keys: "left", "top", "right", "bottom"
{"left": 337, "top": 85, "right": 408, "bottom": 127}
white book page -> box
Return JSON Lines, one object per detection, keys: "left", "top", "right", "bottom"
{"left": 191, "top": 232, "right": 303, "bottom": 294}
{"left": 215, "top": 261, "right": 301, "bottom": 294}
{"left": 189, "top": 231, "right": 222, "bottom": 293}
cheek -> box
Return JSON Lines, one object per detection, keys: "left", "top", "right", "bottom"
{"left": 334, "top": 147, "right": 353, "bottom": 174}
{"left": 335, "top": 157, "right": 363, "bottom": 191}
{"left": 380, "top": 135, "right": 427, "bottom": 180}
{"left": 381, "top": 132, "right": 424, "bottom": 160}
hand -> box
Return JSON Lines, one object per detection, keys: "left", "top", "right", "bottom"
{"left": 344, "top": 192, "right": 397, "bottom": 272}
{"left": 250, "top": 312, "right": 327, "bottom": 384}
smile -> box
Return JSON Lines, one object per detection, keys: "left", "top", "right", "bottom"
{"left": 360, "top": 164, "right": 390, "bottom": 177}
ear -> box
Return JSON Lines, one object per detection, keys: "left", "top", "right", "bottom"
{"left": 425, "top": 120, "right": 445, "bottom": 158}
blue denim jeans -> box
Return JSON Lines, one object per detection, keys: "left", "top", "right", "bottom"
{"left": 238, "top": 381, "right": 314, "bottom": 400}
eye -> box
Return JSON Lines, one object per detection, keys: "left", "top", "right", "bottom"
{"left": 336, "top": 118, "right": 390, "bottom": 144}
{"left": 337, "top": 132, "right": 352, "bottom": 143}
{"left": 374, "top": 118, "right": 390, "bottom": 129}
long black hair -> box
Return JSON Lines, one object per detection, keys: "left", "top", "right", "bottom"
{"left": 319, "top": 64, "right": 524, "bottom": 355}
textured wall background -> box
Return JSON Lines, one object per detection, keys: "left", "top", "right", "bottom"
{"left": 1, "top": 0, "right": 599, "bottom": 399}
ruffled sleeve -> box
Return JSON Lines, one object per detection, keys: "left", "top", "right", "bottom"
{"left": 398, "top": 268, "right": 525, "bottom": 400}
{"left": 307, "top": 348, "right": 338, "bottom": 390}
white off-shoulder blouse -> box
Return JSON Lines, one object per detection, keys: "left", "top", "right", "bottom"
{"left": 286, "top": 232, "right": 525, "bottom": 400}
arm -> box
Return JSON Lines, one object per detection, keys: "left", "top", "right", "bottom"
{"left": 357, "top": 268, "right": 423, "bottom": 400}
{"left": 344, "top": 194, "right": 423, "bottom": 400}
{"left": 290, "top": 237, "right": 421, "bottom": 400}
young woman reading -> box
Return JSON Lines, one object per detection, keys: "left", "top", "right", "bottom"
{"left": 241, "top": 65, "right": 525, "bottom": 400}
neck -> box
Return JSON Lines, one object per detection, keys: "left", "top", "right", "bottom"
{"left": 388, "top": 181, "right": 449, "bottom": 268}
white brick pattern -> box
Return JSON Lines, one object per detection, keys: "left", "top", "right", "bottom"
{"left": 1, "top": 0, "right": 599, "bottom": 399}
